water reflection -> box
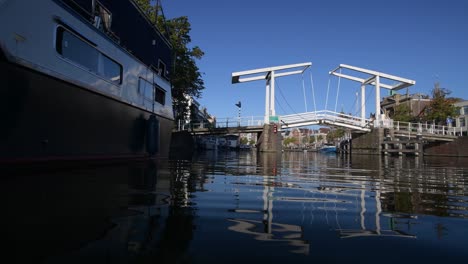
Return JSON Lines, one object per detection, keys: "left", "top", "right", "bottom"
{"left": 227, "top": 218, "right": 309, "bottom": 254}
{"left": 1, "top": 160, "right": 193, "bottom": 264}
{"left": 1, "top": 151, "right": 468, "bottom": 263}
{"left": 183, "top": 151, "right": 468, "bottom": 262}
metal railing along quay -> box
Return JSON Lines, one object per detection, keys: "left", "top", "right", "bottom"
{"left": 177, "top": 116, "right": 265, "bottom": 131}
{"left": 390, "top": 121, "right": 464, "bottom": 137}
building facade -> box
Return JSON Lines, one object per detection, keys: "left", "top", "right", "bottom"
{"left": 454, "top": 101, "right": 468, "bottom": 135}
{"left": 381, "top": 93, "right": 431, "bottom": 119}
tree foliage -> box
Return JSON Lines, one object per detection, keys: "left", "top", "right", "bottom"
{"left": 283, "top": 137, "right": 297, "bottom": 147}
{"left": 392, "top": 103, "right": 413, "bottom": 122}
{"left": 424, "top": 83, "right": 459, "bottom": 124}
{"left": 309, "top": 136, "right": 316, "bottom": 144}
{"left": 240, "top": 137, "right": 249, "bottom": 145}
{"left": 326, "top": 128, "right": 345, "bottom": 142}
{"left": 135, "top": 0, "right": 205, "bottom": 120}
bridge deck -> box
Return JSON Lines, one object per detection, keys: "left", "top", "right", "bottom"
{"left": 184, "top": 126, "right": 264, "bottom": 135}
{"left": 176, "top": 112, "right": 462, "bottom": 143}
{"left": 280, "top": 110, "right": 371, "bottom": 132}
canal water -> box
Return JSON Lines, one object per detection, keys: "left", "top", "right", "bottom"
{"left": 2, "top": 151, "right": 468, "bottom": 263}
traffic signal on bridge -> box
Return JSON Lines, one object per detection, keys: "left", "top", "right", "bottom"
{"left": 273, "top": 124, "right": 277, "bottom": 133}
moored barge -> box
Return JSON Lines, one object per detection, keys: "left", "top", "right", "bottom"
{"left": 0, "top": 0, "right": 174, "bottom": 163}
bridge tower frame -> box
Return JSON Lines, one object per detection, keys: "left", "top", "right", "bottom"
{"left": 329, "top": 64, "right": 416, "bottom": 127}
{"left": 232, "top": 62, "right": 312, "bottom": 124}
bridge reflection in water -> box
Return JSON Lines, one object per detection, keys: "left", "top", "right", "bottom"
{"left": 2, "top": 152, "right": 468, "bottom": 263}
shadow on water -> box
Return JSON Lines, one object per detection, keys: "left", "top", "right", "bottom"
{"left": 0, "top": 160, "right": 195, "bottom": 264}
{"left": 1, "top": 151, "right": 468, "bottom": 263}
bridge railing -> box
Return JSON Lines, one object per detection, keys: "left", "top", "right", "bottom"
{"left": 280, "top": 110, "right": 372, "bottom": 130}
{"left": 177, "top": 116, "right": 265, "bottom": 131}
{"left": 392, "top": 121, "right": 464, "bottom": 137}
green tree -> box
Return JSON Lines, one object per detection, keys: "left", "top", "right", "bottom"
{"left": 309, "top": 136, "right": 316, "bottom": 144}
{"left": 283, "top": 137, "right": 297, "bottom": 147}
{"left": 240, "top": 137, "right": 249, "bottom": 145}
{"left": 135, "top": 0, "right": 155, "bottom": 19}
{"left": 392, "top": 103, "right": 413, "bottom": 122}
{"left": 424, "top": 83, "right": 459, "bottom": 125}
{"left": 135, "top": 0, "right": 205, "bottom": 121}
{"left": 326, "top": 128, "right": 345, "bottom": 142}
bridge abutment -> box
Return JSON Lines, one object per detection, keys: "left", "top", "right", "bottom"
{"left": 424, "top": 137, "right": 468, "bottom": 157}
{"left": 351, "top": 128, "right": 468, "bottom": 157}
{"left": 257, "top": 124, "right": 282, "bottom": 153}
{"left": 351, "top": 128, "right": 384, "bottom": 155}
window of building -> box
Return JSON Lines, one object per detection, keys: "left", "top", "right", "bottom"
{"left": 460, "top": 117, "right": 466, "bottom": 128}
{"left": 56, "top": 26, "right": 122, "bottom": 84}
{"left": 463, "top": 106, "right": 468, "bottom": 115}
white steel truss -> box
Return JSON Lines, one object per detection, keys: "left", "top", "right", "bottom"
{"left": 329, "top": 64, "right": 415, "bottom": 126}
{"left": 232, "top": 62, "right": 312, "bottom": 124}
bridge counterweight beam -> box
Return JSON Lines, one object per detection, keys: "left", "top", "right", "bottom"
{"left": 232, "top": 62, "right": 311, "bottom": 126}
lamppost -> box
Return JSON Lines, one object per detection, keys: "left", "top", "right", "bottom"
{"left": 235, "top": 101, "right": 242, "bottom": 147}
{"left": 235, "top": 101, "right": 241, "bottom": 126}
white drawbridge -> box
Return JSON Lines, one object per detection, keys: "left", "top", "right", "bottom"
{"left": 280, "top": 110, "right": 372, "bottom": 131}
{"left": 232, "top": 62, "right": 415, "bottom": 132}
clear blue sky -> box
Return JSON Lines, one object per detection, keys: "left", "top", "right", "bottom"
{"left": 161, "top": 0, "right": 468, "bottom": 120}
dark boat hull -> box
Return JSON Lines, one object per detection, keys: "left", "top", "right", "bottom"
{"left": 0, "top": 59, "right": 173, "bottom": 163}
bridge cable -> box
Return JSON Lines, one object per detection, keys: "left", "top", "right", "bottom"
{"left": 334, "top": 68, "right": 342, "bottom": 113}
{"left": 276, "top": 79, "right": 309, "bottom": 121}
{"left": 276, "top": 79, "right": 300, "bottom": 115}
{"left": 274, "top": 79, "right": 288, "bottom": 115}
{"left": 275, "top": 89, "right": 288, "bottom": 115}
{"left": 353, "top": 84, "right": 374, "bottom": 119}
{"left": 351, "top": 84, "right": 366, "bottom": 116}
{"left": 325, "top": 76, "right": 331, "bottom": 110}
{"left": 302, "top": 73, "right": 308, "bottom": 112}
{"left": 349, "top": 89, "right": 358, "bottom": 116}
{"left": 310, "top": 71, "right": 317, "bottom": 113}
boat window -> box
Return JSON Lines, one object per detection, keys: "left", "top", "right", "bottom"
{"left": 56, "top": 26, "right": 122, "bottom": 84}
{"left": 138, "top": 78, "right": 153, "bottom": 99}
{"left": 94, "top": 1, "right": 112, "bottom": 31}
{"left": 101, "top": 54, "right": 121, "bottom": 83}
{"left": 144, "top": 84, "right": 153, "bottom": 99}
{"left": 57, "top": 27, "right": 99, "bottom": 73}
{"left": 155, "top": 85, "right": 166, "bottom": 105}
{"left": 158, "top": 59, "right": 167, "bottom": 79}
{"left": 138, "top": 78, "right": 166, "bottom": 106}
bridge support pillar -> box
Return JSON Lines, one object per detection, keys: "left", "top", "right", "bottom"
{"left": 351, "top": 128, "right": 385, "bottom": 155}
{"left": 257, "top": 124, "right": 282, "bottom": 153}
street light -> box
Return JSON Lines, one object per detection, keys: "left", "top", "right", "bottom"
{"left": 235, "top": 101, "right": 241, "bottom": 126}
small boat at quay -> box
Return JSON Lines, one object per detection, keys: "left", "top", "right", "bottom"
{"left": 0, "top": 0, "right": 174, "bottom": 163}
{"left": 319, "top": 144, "right": 337, "bottom": 153}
